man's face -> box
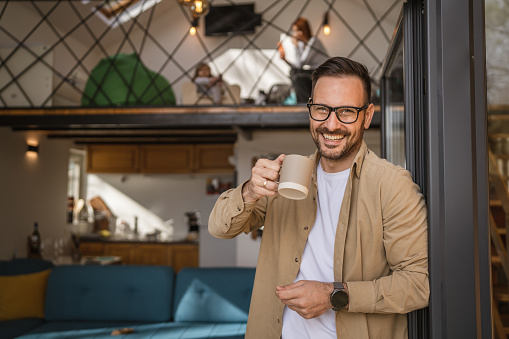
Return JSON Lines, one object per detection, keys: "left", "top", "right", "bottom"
{"left": 310, "top": 76, "right": 374, "bottom": 172}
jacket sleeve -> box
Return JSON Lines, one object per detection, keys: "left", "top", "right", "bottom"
{"left": 208, "top": 180, "right": 268, "bottom": 239}
{"left": 347, "top": 169, "right": 430, "bottom": 314}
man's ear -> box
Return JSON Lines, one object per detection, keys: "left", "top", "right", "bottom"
{"left": 363, "top": 103, "right": 375, "bottom": 129}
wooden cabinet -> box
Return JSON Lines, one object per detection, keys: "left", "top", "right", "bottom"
{"left": 87, "top": 145, "right": 139, "bottom": 173}
{"left": 80, "top": 241, "right": 198, "bottom": 272}
{"left": 169, "top": 244, "right": 200, "bottom": 272}
{"left": 131, "top": 244, "right": 169, "bottom": 266}
{"left": 104, "top": 243, "right": 133, "bottom": 262}
{"left": 87, "top": 144, "right": 233, "bottom": 174}
{"left": 139, "top": 145, "right": 194, "bottom": 173}
{"left": 194, "top": 144, "right": 235, "bottom": 173}
{"left": 79, "top": 242, "right": 104, "bottom": 256}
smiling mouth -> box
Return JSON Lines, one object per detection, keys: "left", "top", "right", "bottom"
{"left": 322, "top": 133, "right": 345, "bottom": 141}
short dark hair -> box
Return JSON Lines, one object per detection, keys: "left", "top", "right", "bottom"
{"left": 311, "top": 57, "right": 372, "bottom": 103}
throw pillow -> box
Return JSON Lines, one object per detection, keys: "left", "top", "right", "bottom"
{"left": 174, "top": 279, "right": 248, "bottom": 322}
{"left": 0, "top": 269, "right": 51, "bottom": 321}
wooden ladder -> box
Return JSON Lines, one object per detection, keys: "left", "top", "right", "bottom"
{"left": 489, "top": 149, "right": 509, "bottom": 338}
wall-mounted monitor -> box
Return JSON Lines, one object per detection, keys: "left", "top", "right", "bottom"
{"left": 205, "top": 4, "right": 262, "bottom": 36}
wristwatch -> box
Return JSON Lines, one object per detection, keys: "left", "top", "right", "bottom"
{"left": 330, "top": 282, "right": 349, "bottom": 311}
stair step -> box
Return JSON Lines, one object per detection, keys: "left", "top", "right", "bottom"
{"left": 491, "top": 199, "right": 503, "bottom": 207}
{"left": 494, "top": 286, "right": 509, "bottom": 302}
{"left": 499, "top": 314, "right": 509, "bottom": 334}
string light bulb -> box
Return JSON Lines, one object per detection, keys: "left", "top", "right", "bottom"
{"left": 189, "top": 18, "right": 198, "bottom": 36}
{"left": 26, "top": 139, "right": 39, "bottom": 159}
{"left": 194, "top": 1, "right": 203, "bottom": 13}
{"left": 190, "top": 0, "right": 209, "bottom": 17}
{"left": 323, "top": 12, "right": 331, "bottom": 36}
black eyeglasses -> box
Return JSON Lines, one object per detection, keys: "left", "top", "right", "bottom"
{"left": 307, "top": 101, "right": 370, "bottom": 124}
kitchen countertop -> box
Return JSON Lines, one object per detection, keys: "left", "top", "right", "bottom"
{"left": 79, "top": 233, "right": 198, "bottom": 245}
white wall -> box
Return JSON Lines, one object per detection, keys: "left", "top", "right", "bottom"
{"left": 0, "top": 2, "right": 101, "bottom": 106}
{"left": 0, "top": 127, "right": 73, "bottom": 259}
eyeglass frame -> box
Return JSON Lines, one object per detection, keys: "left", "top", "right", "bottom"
{"left": 306, "top": 99, "right": 370, "bottom": 124}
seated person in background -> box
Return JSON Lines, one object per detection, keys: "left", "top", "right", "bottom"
{"left": 193, "top": 63, "right": 223, "bottom": 104}
{"left": 278, "top": 17, "right": 329, "bottom": 103}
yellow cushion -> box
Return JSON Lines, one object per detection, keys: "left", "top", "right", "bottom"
{"left": 0, "top": 269, "right": 51, "bottom": 321}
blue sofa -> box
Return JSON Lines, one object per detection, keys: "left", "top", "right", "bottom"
{"left": 0, "top": 259, "right": 255, "bottom": 339}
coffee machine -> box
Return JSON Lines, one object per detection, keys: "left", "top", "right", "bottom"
{"left": 185, "top": 211, "right": 200, "bottom": 241}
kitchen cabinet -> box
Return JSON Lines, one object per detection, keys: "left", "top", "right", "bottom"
{"left": 103, "top": 243, "right": 133, "bottom": 262}
{"left": 87, "top": 145, "right": 139, "bottom": 173}
{"left": 194, "top": 144, "right": 235, "bottom": 173}
{"left": 169, "top": 244, "right": 200, "bottom": 272}
{"left": 139, "top": 145, "right": 194, "bottom": 173}
{"left": 131, "top": 244, "right": 169, "bottom": 266}
{"left": 80, "top": 240, "right": 199, "bottom": 272}
{"left": 87, "top": 144, "right": 234, "bottom": 174}
{"left": 79, "top": 242, "right": 104, "bottom": 256}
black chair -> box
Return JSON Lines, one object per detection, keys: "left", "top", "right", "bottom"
{"left": 266, "top": 83, "right": 293, "bottom": 104}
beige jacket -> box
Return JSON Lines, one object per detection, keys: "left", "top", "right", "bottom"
{"left": 208, "top": 141, "right": 429, "bottom": 338}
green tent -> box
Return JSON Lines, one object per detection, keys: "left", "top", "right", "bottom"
{"left": 82, "top": 53, "right": 175, "bottom": 106}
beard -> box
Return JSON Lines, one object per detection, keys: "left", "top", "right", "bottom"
{"left": 311, "top": 124, "right": 365, "bottom": 162}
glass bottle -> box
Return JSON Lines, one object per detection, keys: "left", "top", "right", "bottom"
{"left": 29, "top": 222, "right": 41, "bottom": 256}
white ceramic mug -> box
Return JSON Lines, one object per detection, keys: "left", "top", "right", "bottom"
{"left": 278, "top": 154, "right": 314, "bottom": 200}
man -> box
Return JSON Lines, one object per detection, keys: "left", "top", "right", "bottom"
{"left": 208, "top": 57, "right": 429, "bottom": 338}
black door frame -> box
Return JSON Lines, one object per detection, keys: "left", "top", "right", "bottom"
{"left": 381, "top": 0, "right": 491, "bottom": 337}
{"left": 426, "top": 0, "right": 491, "bottom": 337}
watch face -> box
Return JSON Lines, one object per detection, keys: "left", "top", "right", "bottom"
{"left": 331, "top": 290, "right": 349, "bottom": 309}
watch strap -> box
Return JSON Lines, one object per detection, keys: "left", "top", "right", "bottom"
{"left": 333, "top": 282, "right": 344, "bottom": 290}
{"left": 330, "top": 282, "right": 348, "bottom": 311}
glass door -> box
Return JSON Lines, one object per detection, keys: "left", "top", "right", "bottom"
{"left": 381, "top": 17, "right": 405, "bottom": 168}
{"left": 380, "top": 1, "right": 427, "bottom": 338}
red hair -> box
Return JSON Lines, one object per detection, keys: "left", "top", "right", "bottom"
{"left": 292, "top": 17, "right": 312, "bottom": 41}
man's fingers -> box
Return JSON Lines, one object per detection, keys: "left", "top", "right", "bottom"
{"left": 275, "top": 153, "right": 286, "bottom": 165}
{"left": 275, "top": 281, "right": 306, "bottom": 301}
{"left": 255, "top": 157, "right": 282, "bottom": 172}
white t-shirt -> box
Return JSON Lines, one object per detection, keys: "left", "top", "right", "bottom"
{"left": 282, "top": 162, "right": 350, "bottom": 339}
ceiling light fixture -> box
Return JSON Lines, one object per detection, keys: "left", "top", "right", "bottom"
{"left": 323, "top": 12, "right": 331, "bottom": 36}
{"left": 190, "top": 0, "right": 210, "bottom": 18}
{"left": 26, "top": 139, "right": 39, "bottom": 158}
{"left": 189, "top": 18, "right": 198, "bottom": 36}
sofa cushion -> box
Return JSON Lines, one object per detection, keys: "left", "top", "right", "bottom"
{"left": 19, "top": 320, "right": 149, "bottom": 336}
{"left": 0, "top": 269, "right": 51, "bottom": 321}
{"left": 45, "top": 265, "right": 174, "bottom": 322}
{"left": 17, "top": 321, "right": 246, "bottom": 338}
{"left": 0, "top": 318, "right": 45, "bottom": 339}
{"left": 0, "top": 258, "right": 54, "bottom": 276}
{"left": 174, "top": 267, "right": 255, "bottom": 323}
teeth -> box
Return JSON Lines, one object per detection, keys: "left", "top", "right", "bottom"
{"left": 322, "top": 133, "right": 345, "bottom": 141}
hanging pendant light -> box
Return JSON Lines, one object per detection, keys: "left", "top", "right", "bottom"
{"left": 190, "top": 0, "right": 210, "bottom": 17}
{"left": 323, "top": 12, "right": 331, "bottom": 36}
{"left": 189, "top": 18, "right": 198, "bottom": 36}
